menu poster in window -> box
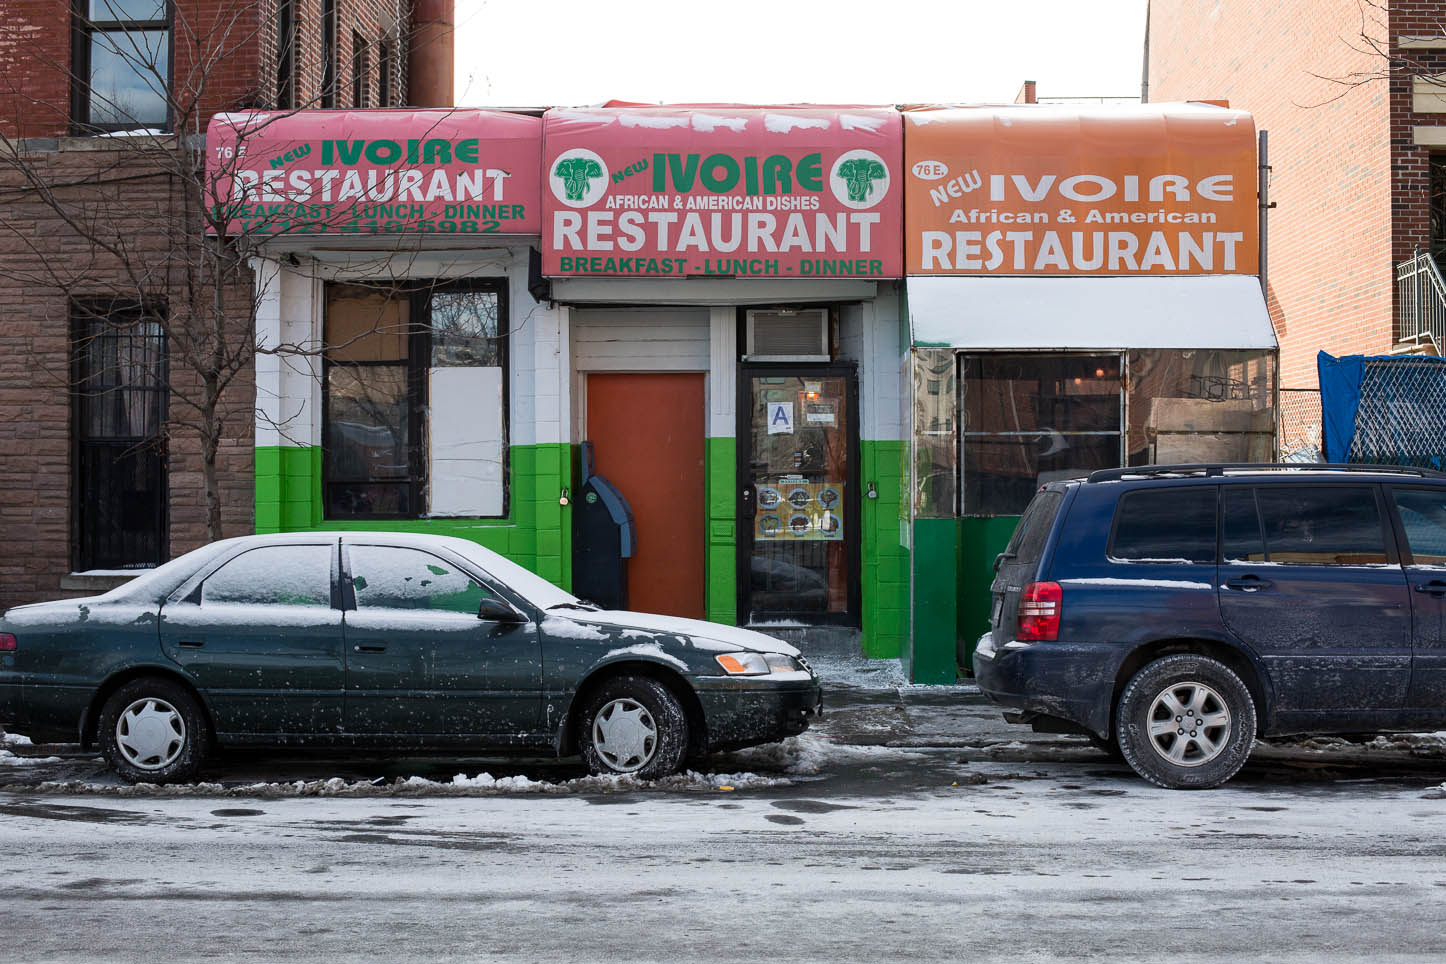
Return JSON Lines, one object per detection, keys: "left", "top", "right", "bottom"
{"left": 756, "top": 482, "right": 844, "bottom": 541}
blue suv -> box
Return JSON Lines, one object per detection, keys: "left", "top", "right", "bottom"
{"left": 973, "top": 464, "right": 1446, "bottom": 789}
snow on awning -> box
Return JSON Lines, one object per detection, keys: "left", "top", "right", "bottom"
{"left": 906, "top": 275, "right": 1278, "bottom": 350}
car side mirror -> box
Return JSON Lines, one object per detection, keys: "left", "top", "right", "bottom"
{"left": 478, "top": 598, "right": 525, "bottom": 623}
{"left": 993, "top": 553, "right": 1006, "bottom": 572}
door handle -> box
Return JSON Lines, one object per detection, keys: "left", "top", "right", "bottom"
{"left": 177, "top": 640, "right": 205, "bottom": 648}
{"left": 1225, "top": 575, "right": 1272, "bottom": 592}
{"left": 1414, "top": 581, "right": 1446, "bottom": 595}
{"left": 353, "top": 644, "right": 387, "bottom": 653}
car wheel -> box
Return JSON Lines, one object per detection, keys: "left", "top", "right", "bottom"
{"left": 98, "top": 677, "right": 209, "bottom": 785}
{"left": 578, "top": 675, "right": 688, "bottom": 780}
{"left": 1115, "top": 654, "right": 1256, "bottom": 790}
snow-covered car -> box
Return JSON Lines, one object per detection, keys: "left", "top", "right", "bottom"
{"left": 0, "top": 533, "right": 821, "bottom": 784}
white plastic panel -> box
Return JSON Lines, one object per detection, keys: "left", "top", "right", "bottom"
{"left": 428, "top": 366, "right": 505, "bottom": 517}
{"left": 907, "top": 275, "right": 1278, "bottom": 350}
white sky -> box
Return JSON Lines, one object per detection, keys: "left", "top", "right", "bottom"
{"left": 453, "top": 0, "right": 1149, "bottom": 108}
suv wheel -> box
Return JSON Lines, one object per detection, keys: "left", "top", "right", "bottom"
{"left": 1115, "top": 654, "right": 1256, "bottom": 789}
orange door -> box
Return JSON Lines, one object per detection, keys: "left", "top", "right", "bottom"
{"left": 586, "top": 373, "right": 706, "bottom": 618}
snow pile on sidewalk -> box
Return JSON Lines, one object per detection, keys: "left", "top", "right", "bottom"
{"left": 25, "top": 733, "right": 925, "bottom": 797}
{"left": 0, "top": 749, "right": 63, "bottom": 767}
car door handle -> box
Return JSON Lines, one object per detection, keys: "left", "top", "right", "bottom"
{"left": 1225, "top": 576, "right": 1272, "bottom": 592}
{"left": 353, "top": 644, "right": 387, "bottom": 653}
{"left": 1414, "top": 581, "right": 1446, "bottom": 595}
{"left": 178, "top": 640, "right": 205, "bottom": 648}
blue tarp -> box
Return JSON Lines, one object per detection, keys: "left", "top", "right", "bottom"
{"left": 1317, "top": 351, "right": 1365, "bottom": 462}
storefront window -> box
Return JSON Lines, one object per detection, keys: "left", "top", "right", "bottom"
{"left": 323, "top": 282, "right": 507, "bottom": 520}
{"left": 1126, "top": 349, "right": 1275, "bottom": 466}
{"left": 912, "top": 349, "right": 957, "bottom": 519}
{"left": 960, "top": 354, "right": 1122, "bottom": 516}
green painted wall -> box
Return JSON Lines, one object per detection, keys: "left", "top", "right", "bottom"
{"left": 704, "top": 437, "right": 737, "bottom": 625}
{"left": 957, "top": 516, "right": 1020, "bottom": 673}
{"left": 255, "top": 442, "right": 576, "bottom": 589}
{"left": 910, "top": 517, "right": 959, "bottom": 684}
{"left": 860, "top": 439, "right": 908, "bottom": 659}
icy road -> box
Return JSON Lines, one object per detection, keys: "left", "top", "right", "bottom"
{"left": 3, "top": 667, "right": 1446, "bottom": 963}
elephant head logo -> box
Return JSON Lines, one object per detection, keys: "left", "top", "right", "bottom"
{"left": 829, "top": 149, "right": 891, "bottom": 210}
{"left": 549, "top": 149, "right": 609, "bottom": 207}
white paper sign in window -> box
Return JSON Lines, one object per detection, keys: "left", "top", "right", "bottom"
{"left": 429, "top": 366, "right": 505, "bottom": 516}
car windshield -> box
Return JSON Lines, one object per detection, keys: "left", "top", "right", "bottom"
{"left": 448, "top": 541, "right": 579, "bottom": 611}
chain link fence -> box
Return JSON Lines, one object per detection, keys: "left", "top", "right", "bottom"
{"left": 1347, "top": 357, "right": 1446, "bottom": 470}
{"left": 1278, "top": 387, "right": 1322, "bottom": 463}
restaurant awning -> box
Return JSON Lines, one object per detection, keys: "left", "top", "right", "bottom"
{"left": 906, "top": 275, "right": 1278, "bottom": 350}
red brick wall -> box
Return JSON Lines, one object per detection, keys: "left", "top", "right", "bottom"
{"left": 0, "top": 147, "right": 257, "bottom": 608}
{"left": 0, "top": 1, "right": 431, "bottom": 608}
{"left": 1390, "top": 2, "right": 1446, "bottom": 266}
{"left": 1148, "top": 0, "right": 1395, "bottom": 392}
{"left": 0, "top": 0, "right": 411, "bottom": 139}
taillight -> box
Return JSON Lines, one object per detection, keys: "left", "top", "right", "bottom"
{"left": 0, "top": 633, "right": 16, "bottom": 652}
{"left": 1017, "top": 582, "right": 1061, "bottom": 642}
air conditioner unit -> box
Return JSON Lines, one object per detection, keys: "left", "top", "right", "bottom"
{"left": 745, "top": 309, "right": 829, "bottom": 361}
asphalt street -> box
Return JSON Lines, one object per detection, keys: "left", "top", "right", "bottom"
{"left": 3, "top": 675, "right": 1446, "bottom": 963}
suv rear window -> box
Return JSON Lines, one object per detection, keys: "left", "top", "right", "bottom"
{"left": 1109, "top": 487, "right": 1217, "bottom": 564}
{"left": 1004, "top": 490, "right": 1063, "bottom": 568}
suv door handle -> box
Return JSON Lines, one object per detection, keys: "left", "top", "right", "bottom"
{"left": 1225, "top": 575, "right": 1272, "bottom": 592}
{"left": 353, "top": 644, "right": 387, "bottom": 653}
{"left": 1414, "top": 581, "right": 1446, "bottom": 595}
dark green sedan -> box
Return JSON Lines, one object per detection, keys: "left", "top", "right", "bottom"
{"left": 0, "top": 533, "right": 821, "bottom": 783}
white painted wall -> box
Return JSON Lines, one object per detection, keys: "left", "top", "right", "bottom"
{"left": 840, "top": 282, "right": 906, "bottom": 444}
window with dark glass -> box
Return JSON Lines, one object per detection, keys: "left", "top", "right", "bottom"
{"left": 961, "top": 354, "right": 1122, "bottom": 516}
{"left": 323, "top": 282, "right": 507, "bottom": 520}
{"left": 1254, "top": 486, "right": 1388, "bottom": 566}
{"left": 348, "top": 545, "right": 496, "bottom": 613}
{"left": 1109, "top": 487, "right": 1217, "bottom": 564}
{"left": 377, "top": 38, "right": 393, "bottom": 107}
{"left": 320, "top": 0, "right": 337, "bottom": 108}
{"left": 275, "top": 0, "right": 296, "bottom": 110}
{"left": 1431, "top": 155, "right": 1446, "bottom": 265}
{"left": 351, "top": 30, "right": 369, "bottom": 108}
{"left": 1221, "top": 487, "right": 1266, "bottom": 563}
{"left": 72, "top": 301, "right": 168, "bottom": 571}
{"left": 1391, "top": 489, "right": 1446, "bottom": 566}
{"left": 201, "top": 545, "right": 333, "bottom": 606}
{"left": 74, "top": 0, "right": 171, "bottom": 131}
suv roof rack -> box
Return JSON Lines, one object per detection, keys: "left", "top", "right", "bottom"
{"left": 1085, "top": 463, "right": 1446, "bottom": 483}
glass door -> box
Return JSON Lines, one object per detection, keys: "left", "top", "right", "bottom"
{"left": 739, "top": 367, "right": 859, "bottom": 625}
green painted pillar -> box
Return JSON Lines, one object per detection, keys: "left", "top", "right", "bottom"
{"left": 705, "top": 437, "right": 737, "bottom": 625}
{"left": 910, "top": 517, "right": 959, "bottom": 684}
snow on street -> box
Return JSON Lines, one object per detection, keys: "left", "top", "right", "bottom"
{"left": 3, "top": 678, "right": 1446, "bottom": 962}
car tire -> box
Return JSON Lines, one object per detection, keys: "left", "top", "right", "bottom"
{"left": 1115, "top": 654, "right": 1256, "bottom": 790}
{"left": 578, "top": 675, "right": 688, "bottom": 780}
{"left": 98, "top": 677, "right": 209, "bottom": 785}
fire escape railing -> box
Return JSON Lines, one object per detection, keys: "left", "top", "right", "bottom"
{"left": 1396, "top": 247, "right": 1446, "bottom": 352}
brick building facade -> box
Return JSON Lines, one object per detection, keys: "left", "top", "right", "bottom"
{"left": 1147, "top": 1, "right": 1446, "bottom": 402}
{"left": 0, "top": 0, "right": 450, "bottom": 609}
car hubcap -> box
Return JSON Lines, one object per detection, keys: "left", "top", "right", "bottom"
{"left": 1146, "top": 682, "right": 1231, "bottom": 768}
{"left": 592, "top": 698, "right": 658, "bottom": 773}
{"left": 115, "top": 698, "right": 186, "bottom": 771}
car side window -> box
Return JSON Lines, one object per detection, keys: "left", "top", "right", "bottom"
{"left": 348, "top": 545, "right": 496, "bottom": 614}
{"left": 1109, "top": 487, "right": 1217, "bottom": 564}
{"left": 1255, "top": 486, "right": 1388, "bottom": 566}
{"left": 201, "top": 546, "right": 334, "bottom": 607}
{"left": 1391, "top": 489, "right": 1446, "bottom": 566}
{"left": 1221, "top": 487, "right": 1267, "bottom": 563}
